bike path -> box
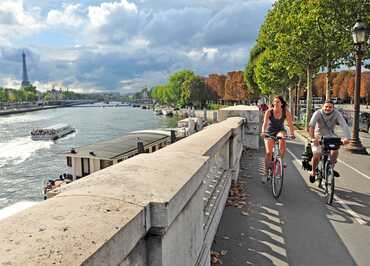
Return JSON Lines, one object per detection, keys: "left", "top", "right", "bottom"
{"left": 286, "top": 140, "right": 370, "bottom": 265}
{"left": 211, "top": 141, "right": 369, "bottom": 265}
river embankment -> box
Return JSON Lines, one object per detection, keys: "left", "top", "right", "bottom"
{"left": 0, "top": 106, "right": 170, "bottom": 208}
{"left": 0, "top": 105, "right": 59, "bottom": 116}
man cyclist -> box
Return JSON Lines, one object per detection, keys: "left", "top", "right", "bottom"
{"left": 308, "top": 99, "right": 351, "bottom": 183}
{"left": 261, "top": 96, "right": 295, "bottom": 183}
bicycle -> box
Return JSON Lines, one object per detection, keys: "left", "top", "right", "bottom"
{"left": 264, "top": 133, "right": 294, "bottom": 199}
{"left": 312, "top": 137, "right": 343, "bottom": 205}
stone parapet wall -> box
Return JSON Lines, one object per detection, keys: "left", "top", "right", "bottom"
{"left": 218, "top": 105, "right": 261, "bottom": 150}
{"left": 0, "top": 106, "right": 261, "bottom": 266}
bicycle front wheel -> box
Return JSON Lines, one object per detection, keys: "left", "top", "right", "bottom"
{"left": 272, "top": 158, "right": 284, "bottom": 199}
{"left": 325, "top": 162, "right": 335, "bottom": 205}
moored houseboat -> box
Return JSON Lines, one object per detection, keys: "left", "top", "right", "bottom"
{"left": 31, "top": 124, "right": 75, "bottom": 141}
{"left": 43, "top": 130, "right": 175, "bottom": 199}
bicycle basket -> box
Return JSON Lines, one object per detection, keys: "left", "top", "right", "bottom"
{"left": 322, "top": 137, "right": 341, "bottom": 150}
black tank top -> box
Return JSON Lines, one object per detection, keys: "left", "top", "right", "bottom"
{"left": 267, "top": 109, "right": 286, "bottom": 134}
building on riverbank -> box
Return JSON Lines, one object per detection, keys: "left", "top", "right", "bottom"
{"left": 44, "top": 130, "right": 174, "bottom": 199}
{"left": 66, "top": 130, "right": 173, "bottom": 179}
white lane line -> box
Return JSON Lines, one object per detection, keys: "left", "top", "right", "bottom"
{"left": 337, "top": 159, "right": 370, "bottom": 181}
{"left": 286, "top": 147, "right": 367, "bottom": 226}
{"left": 286, "top": 148, "right": 299, "bottom": 161}
{"left": 334, "top": 196, "right": 367, "bottom": 225}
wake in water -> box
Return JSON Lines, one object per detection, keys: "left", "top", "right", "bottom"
{"left": 57, "top": 129, "right": 78, "bottom": 142}
{"left": 0, "top": 113, "right": 52, "bottom": 125}
{"left": 0, "top": 137, "right": 52, "bottom": 168}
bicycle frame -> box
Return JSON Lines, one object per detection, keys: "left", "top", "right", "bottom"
{"left": 264, "top": 134, "right": 293, "bottom": 199}
{"left": 317, "top": 150, "right": 329, "bottom": 178}
{"left": 315, "top": 139, "right": 342, "bottom": 205}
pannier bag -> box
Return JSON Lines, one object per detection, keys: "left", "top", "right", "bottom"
{"left": 322, "top": 136, "right": 342, "bottom": 150}
{"left": 301, "top": 142, "right": 313, "bottom": 171}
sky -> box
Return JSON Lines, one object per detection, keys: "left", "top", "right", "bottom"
{"left": 0, "top": 0, "right": 274, "bottom": 94}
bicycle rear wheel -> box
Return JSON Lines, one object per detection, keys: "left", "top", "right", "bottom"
{"left": 272, "top": 158, "right": 284, "bottom": 199}
{"left": 325, "top": 162, "right": 335, "bottom": 205}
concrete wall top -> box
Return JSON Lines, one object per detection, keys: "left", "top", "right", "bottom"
{"left": 162, "top": 117, "right": 243, "bottom": 157}
{"left": 0, "top": 118, "right": 246, "bottom": 266}
{"left": 218, "top": 105, "right": 260, "bottom": 123}
{"left": 0, "top": 150, "right": 209, "bottom": 265}
{"left": 220, "top": 105, "right": 259, "bottom": 111}
{"left": 0, "top": 196, "right": 145, "bottom": 266}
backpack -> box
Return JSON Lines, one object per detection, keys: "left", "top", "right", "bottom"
{"left": 301, "top": 142, "right": 313, "bottom": 171}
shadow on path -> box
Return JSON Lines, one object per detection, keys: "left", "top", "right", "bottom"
{"left": 211, "top": 141, "right": 358, "bottom": 266}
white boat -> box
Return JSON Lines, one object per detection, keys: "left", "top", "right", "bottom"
{"left": 31, "top": 124, "right": 75, "bottom": 141}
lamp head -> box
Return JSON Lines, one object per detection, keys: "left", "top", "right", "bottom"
{"left": 352, "top": 21, "right": 368, "bottom": 45}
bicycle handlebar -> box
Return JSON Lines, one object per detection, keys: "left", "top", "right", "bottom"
{"left": 310, "top": 137, "right": 345, "bottom": 146}
{"left": 262, "top": 133, "right": 295, "bottom": 141}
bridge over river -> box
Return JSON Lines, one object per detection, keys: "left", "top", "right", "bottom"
{"left": 0, "top": 105, "right": 369, "bottom": 266}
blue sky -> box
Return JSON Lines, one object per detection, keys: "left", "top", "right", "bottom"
{"left": 0, "top": 0, "right": 274, "bottom": 94}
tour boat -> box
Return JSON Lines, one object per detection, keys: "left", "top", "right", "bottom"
{"left": 31, "top": 124, "right": 75, "bottom": 141}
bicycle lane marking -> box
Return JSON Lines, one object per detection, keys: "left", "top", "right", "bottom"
{"left": 286, "top": 147, "right": 367, "bottom": 226}
{"left": 333, "top": 196, "right": 366, "bottom": 225}
{"left": 337, "top": 159, "right": 370, "bottom": 181}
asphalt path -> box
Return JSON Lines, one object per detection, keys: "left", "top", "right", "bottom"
{"left": 212, "top": 138, "right": 370, "bottom": 266}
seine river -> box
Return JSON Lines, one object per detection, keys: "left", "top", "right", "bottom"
{"left": 0, "top": 105, "right": 171, "bottom": 209}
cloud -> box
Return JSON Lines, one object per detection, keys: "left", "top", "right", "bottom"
{"left": 0, "top": 0, "right": 44, "bottom": 44}
{"left": 0, "top": 0, "right": 274, "bottom": 93}
{"left": 86, "top": 0, "right": 144, "bottom": 44}
{"left": 142, "top": 7, "right": 212, "bottom": 47}
{"left": 46, "top": 4, "right": 84, "bottom": 27}
{"left": 199, "top": 1, "right": 271, "bottom": 46}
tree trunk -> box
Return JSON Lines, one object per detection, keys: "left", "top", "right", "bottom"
{"left": 296, "top": 78, "right": 301, "bottom": 117}
{"left": 325, "top": 60, "right": 332, "bottom": 100}
{"left": 305, "top": 66, "right": 313, "bottom": 130}
{"left": 288, "top": 86, "right": 294, "bottom": 115}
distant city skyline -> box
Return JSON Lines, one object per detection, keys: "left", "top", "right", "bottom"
{"left": 0, "top": 0, "right": 274, "bottom": 94}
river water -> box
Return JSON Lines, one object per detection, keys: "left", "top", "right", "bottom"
{"left": 0, "top": 105, "right": 171, "bottom": 208}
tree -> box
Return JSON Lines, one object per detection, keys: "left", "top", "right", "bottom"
{"left": 0, "top": 88, "right": 8, "bottom": 102}
{"left": 181, "top": 76, "right": 215, "bottom": 108}
{"left": 167, "top": 70, "right": 195, "bottom": 106}
{"left": 244, "top": 44, "right": 265, "bottom": 97}
{"left": 254, "top": 49, "right": 291, "bottom": 95}
{"left": 151, "top": 85, "right": 171, "bottom": 105}
{"left": 256, "top": 0, "right": 327, "bottom": 129}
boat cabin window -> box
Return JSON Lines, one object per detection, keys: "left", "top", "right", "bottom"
{"left": 158, "top": 143, "right": 163, "bottom": 149}
{"left": 145, "top": 148, "right": 149, "bottom": 153}
{"left": 100, "top": 160, "right": 113, "bottom": 169}
{"left": 152, "top": 146, "right": 156, "bottom": 152}
{"left": 66, "top": 156, "right": 72, "bottom": 167}
{"left": 117, "top": 158, "right": 123, "bottom": 163}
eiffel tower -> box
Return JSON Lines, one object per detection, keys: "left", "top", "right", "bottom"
{"left": 21, "top": 51, "right": 31, "bottom": 87}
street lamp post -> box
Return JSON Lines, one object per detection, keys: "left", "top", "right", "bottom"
{"left": 347, "top": 20, "right": 368, "bottom": 154}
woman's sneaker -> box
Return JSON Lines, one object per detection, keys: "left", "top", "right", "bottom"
{"left": 333, "top": 170, "right": 340, "bottom": 177}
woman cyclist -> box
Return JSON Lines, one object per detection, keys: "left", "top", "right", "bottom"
{"left": 261, "top": 96, "right": 295, "bottom": 183}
